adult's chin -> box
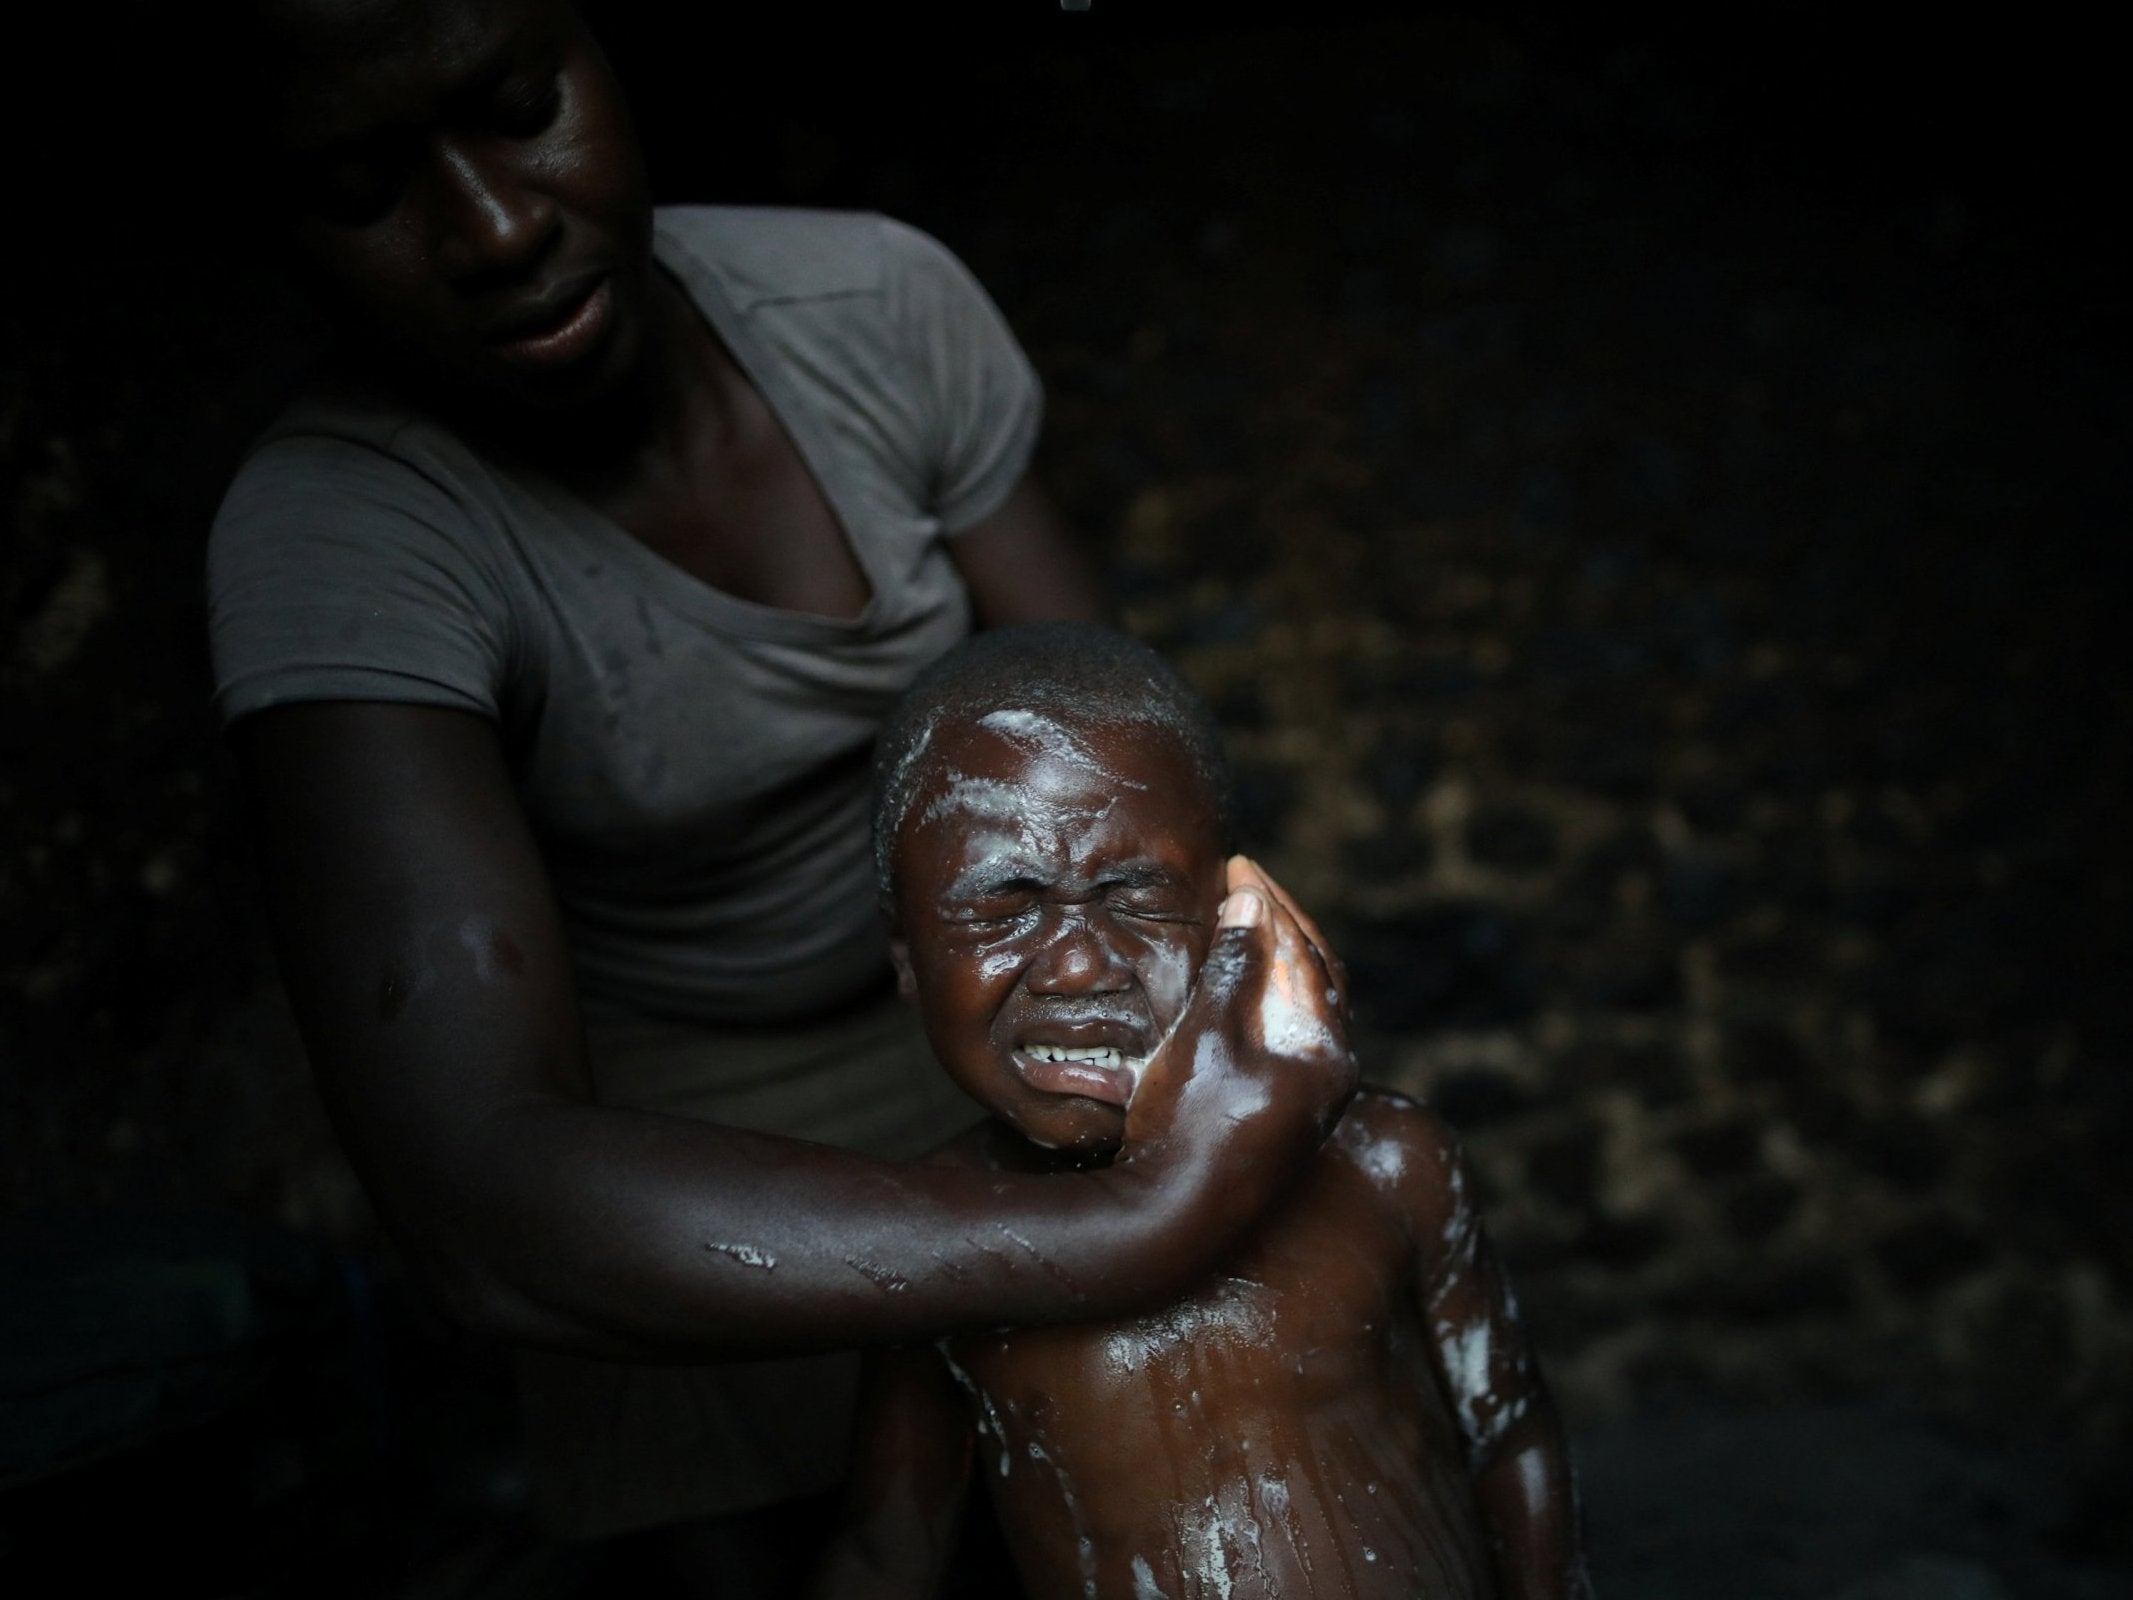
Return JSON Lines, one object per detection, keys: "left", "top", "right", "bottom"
{"left": 465, "top": 298, "right": 647, "bottom": 418}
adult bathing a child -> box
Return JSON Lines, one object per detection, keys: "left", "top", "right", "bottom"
{"left": 200, "top": 0, "right": 1354, "bottom": 1588}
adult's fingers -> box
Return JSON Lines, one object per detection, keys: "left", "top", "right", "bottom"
{"left": 1227, "top": 856, "right": 1350, "bottom": 1024}
{"left": 1217, "top": 859, "right": 1347, "bottom": 1073}
{"left": 1120, "top": 879, "right": 1273, "bottom": 1143}
{"left": 1136, "top": 879, "right": 1268, "bottom": 1070}
{"left": 1189, "top": 876, "right": 1270, "bottom": 1011}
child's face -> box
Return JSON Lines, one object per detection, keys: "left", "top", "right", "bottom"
{"left": 891, "top": 710, "right": 1227, "bottom": 1156}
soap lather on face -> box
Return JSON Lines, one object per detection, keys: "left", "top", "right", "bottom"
{"left": 889, "top": 707, "right": 1226, "bottom": 1157}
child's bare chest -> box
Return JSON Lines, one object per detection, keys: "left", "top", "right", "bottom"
{"left": 938, "top": 1158, "right": 1489, "bottom": 1598}
{"left": 948, "top": 1179, "right": 1423, "bottom": 1459}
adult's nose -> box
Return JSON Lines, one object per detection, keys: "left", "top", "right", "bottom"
{"left": 429, "top": 138, "right": 558, "bottom": 284}
{"left": 1025, "top": 909, "right": 1132, "bottom": 995}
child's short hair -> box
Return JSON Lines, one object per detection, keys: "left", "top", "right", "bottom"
{"left": 870, "top": 622, "right": 1232, "bottom": 898}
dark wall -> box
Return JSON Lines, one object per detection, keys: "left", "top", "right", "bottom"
{"left": 4, "top": 1, "right": 2128, "bottom": 1583}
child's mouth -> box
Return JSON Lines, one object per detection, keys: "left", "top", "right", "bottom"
{"left": 1013, "top": 1042, "right": 1149, "bottom": 1107}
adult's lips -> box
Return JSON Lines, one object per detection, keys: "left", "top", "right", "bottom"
{"left": 482, "top": 271, "right": 612, "bottom": 363}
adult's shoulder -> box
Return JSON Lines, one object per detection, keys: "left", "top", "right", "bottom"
{"left": 217, "top": 376, "right": 493, "bottom": 524}
{"left": 655, "top": 205, "right": 1040, "bottom": 528}
{"left": 209, "top": 381, "right": 511, "bottom": 601}
{"left": 654, "top": 204, "right": 952, "bottom": 309}
{"left": 207, "top": 378, "right": 519, "bottom": 728}
{"left": 648, "top": 208, "right": 998, "bottom": 330}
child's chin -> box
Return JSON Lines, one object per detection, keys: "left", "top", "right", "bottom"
{"left": 1015, "top": 1113, "right": 1126, "bottom": 1165}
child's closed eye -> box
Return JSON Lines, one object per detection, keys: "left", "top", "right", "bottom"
{"left": 1100, "top": 878, "right": 1199, "bottom": 922}
{"left": 942, "top": 880, "right": 1046, "bottom": 924}
{"left": 1109, "top": 896, "right": 1196, "bottom": 923}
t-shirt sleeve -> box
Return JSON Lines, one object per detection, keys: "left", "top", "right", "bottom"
{"left": 876, "top": 217, "right": 1045, "bottom": 534}
{"left": 206, "top": 431, "right": 514, "bottom": 727}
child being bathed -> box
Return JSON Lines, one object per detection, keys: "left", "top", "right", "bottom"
{"left": 817, "top": 624, "right": 1591, "bottom": 1600}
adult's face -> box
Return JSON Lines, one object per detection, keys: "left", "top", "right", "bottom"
{"left": 254, "top": 0, "right": 655, "bottom": 414}
{"left": 891, "top": 712, "right": 1227, "bottom": 1159}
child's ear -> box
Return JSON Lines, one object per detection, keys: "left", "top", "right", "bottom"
{"left": 889, "top": 934, "right": 918, "bottom": 1002}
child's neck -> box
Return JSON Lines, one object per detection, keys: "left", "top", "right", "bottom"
{"left": 982, "top": 1120, "right": 1119, "bottom": 1175}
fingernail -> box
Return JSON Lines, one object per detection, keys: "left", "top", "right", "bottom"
{"left": 1219, "top": 888, "right": 1264, "bottom": 928}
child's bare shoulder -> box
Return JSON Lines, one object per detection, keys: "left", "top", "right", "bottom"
{"left": 1329, "top": 1084, "right": 1474, "bottom": 1235}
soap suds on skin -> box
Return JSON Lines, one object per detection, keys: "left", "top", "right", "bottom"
{"left": 703, "top": 1241, "right": 775, "bottom": 1269}
{"left": 1438, "top": 1308, "right": 1537, "bottom": 1454}
{"left": 1178, "top": 1502, "right": 1234, "bottom": 1600}
{"left": 1130, "top": 940, "right": 1195, "bottom": 1098}
{"left": 1101, "top": 1279, "right": 1277, "bottom": 1380}
{"left": 992, "top": 1221, "right": 1089, "bottom": 1300}
{"left": 1025, "top": 1431, "right": 1100, "bottom": 1599}
{"left": 938, "top": 1347, "right": 1013, "bottom": 1478}
{"left": 994, "top": 1222, "right": 1043, "bottom": 1258}
{"left": 1354, "top": 1130, "right": 1409, "bottom": 1188}
{"left": 844, "top": 1256, "right": 911, "bottom": 1293}
{"left": 977, "top": 708, "right": 1150, "bottom": 792}
{"left": 1176, "top": 1478, "right": 1271, "bottom": 1600}
{"left": 1445, "top": 1320, "right": 1492, "bottom": 1421}
{"left": 1429, "top": 1179, "right": 1484, "bottom": 1309}
{"left": 1257, "top": 947, "right": 1340, "bottom": 1057}
{"left": 879, "top": 713, "right": 944, "bottom": 842}
{"left": 921, "top": 775, "right": 1047, "bottom": 831}
{"left": 922, "top": 772, "right": 1117, "bottom": 841}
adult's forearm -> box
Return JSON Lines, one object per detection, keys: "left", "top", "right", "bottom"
{"left": 389, "top": 1093, "right": 1277, "bottom": 1360}
{"left": 386, "top": 881, "right": 1350, "bottom": 1361}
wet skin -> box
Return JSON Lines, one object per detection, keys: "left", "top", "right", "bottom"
{"left": 935, "top": 1098, "right": 1503, "bottom": 1600}
{"left": 819, "top": 720, "right": 1590, "bottom": 1599}
{"left": 234, "top": 0, "right": 1337, "bottom": 1373}
{"left": 888, "top": 710, "right": 1231, "bottom": 1158}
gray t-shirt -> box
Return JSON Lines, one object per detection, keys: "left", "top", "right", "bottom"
{"left": 208, "top": 207, "right": 1042, "bottom": 1025}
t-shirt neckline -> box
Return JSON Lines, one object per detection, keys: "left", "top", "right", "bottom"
{"left": 512, "top": 217, "right": 885, "bottom": 645}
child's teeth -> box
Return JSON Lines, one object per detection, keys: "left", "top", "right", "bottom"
{"left": 1030, "top": 1044, "right": 1123, "bottom": 1067}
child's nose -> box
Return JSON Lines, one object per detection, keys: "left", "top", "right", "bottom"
{"left": 1025, "top": 910, "right": 1131, "bottom": 994}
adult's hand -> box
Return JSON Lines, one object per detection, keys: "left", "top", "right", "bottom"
{"left": 242, "top": 708, "right": 1352, "bottom": 1359}
{"left": 1104, "top": 855, "right": 1359, "bottom": 1252}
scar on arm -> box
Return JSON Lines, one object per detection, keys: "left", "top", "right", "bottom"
{"left": 375, "top": 916, "right": 528, "bottom": 1022}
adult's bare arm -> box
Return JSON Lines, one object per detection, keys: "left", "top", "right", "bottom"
{"left": 238, "top": 701, "right": 1350, "bottom": 1361}
{"left": 946, "top": 477, "right": 1104, "bottom": 626}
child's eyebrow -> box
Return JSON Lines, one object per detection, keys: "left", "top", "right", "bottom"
{"left": 941, "top": 856, "right": 1049, "bottom": 900}
{"left": 935, "top": 859, "right": 1185, "bottom": 902}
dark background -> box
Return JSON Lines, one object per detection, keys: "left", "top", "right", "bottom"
{"left": 5, "top": 3, "right": 2128, "bottom": 1595}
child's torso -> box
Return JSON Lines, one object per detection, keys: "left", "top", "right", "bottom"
{"left": 940, "top": 1120, "right": 1496, "bottom": 1600}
